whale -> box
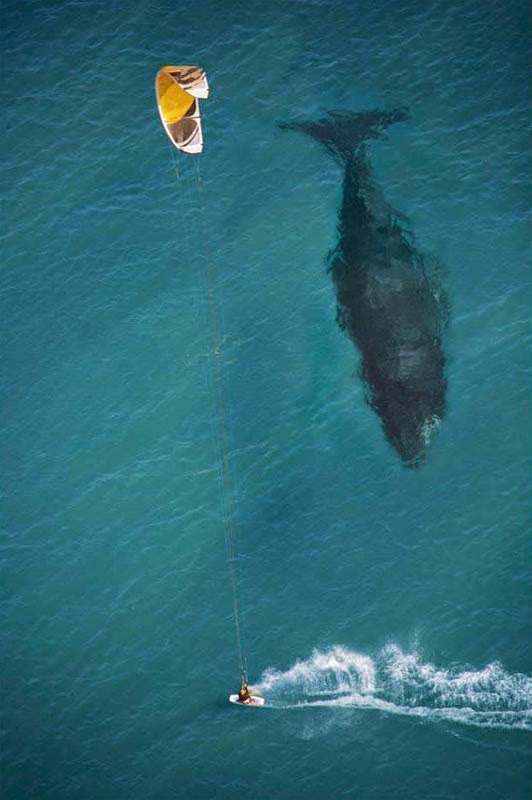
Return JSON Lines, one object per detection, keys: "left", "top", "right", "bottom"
{"left": 281, "top": 110, "right": 448, "bottom": 467}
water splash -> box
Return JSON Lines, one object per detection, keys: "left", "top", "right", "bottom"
{"left": 421, "top": 413, "right": 441, "bottom": 446}
{"left": 257, "top": 645, "right": 532, "bottom": 730}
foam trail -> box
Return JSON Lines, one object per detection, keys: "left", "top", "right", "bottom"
{"left": 256, "top": 645, "right": 532, "bottom": 731}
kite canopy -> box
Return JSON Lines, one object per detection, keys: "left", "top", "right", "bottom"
{"left": 155, "top": 65, "right": 209, "bottom": 154}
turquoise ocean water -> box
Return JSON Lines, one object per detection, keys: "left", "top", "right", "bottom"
{"left": 2, "top": 1, "right": 530, "bottom": 798}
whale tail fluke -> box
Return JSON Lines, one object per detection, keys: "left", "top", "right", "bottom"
{"left": 279, "top": 108, "right": 410, "bottom": 164}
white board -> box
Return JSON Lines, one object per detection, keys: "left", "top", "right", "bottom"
{"left": 228, "top": 694, "right": 265, "bottom": 706}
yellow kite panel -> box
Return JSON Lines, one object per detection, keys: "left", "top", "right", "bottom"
{"left": 156, "top": 71, "right": 195, "bottom": 125}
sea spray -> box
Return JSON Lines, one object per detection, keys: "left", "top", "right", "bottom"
{"left": 257, "top": 645, "right": 532, "bottom": 731}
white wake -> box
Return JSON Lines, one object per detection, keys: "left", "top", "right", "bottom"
{"left": 256, "top": 645, "right": 532, "bottom": 730}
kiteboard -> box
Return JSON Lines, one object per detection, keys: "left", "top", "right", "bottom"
{"left": 229, "top": 694, "right": 265, "bottom": 706}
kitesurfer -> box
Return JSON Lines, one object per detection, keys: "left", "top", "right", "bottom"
{"left": 237, "top": 683, "right": 253, "bottom": 704}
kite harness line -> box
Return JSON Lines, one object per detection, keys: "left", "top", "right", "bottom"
{"left": 170, "top": 151, "right": 248, "bottom": 688}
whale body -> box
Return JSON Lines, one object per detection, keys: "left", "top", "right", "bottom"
{"left": 281, "top": 110, "right": 448, "bottom": 467}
